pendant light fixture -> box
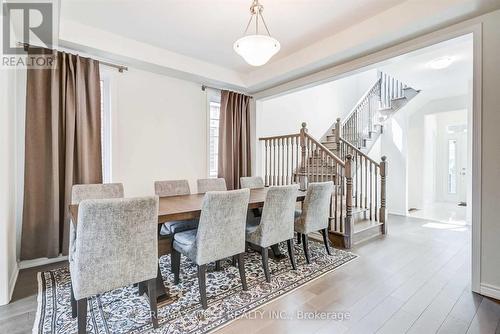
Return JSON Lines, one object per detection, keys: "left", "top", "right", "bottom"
{"left": 233, "top": 0, "right": 280, "bottom": 66}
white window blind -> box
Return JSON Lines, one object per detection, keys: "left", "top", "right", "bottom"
{"left": 209, "top": 101, "right": 220, "bottom": 178}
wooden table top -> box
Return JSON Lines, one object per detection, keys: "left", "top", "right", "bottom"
{"left": 69, "top": 188, "right": 306, "bottom": 224}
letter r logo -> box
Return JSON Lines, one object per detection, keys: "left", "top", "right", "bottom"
{"left": 2, "top": 2, "right": 53, "bottom": 55}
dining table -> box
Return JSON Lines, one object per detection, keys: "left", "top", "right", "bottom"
{"left": 69, "top": 187, "right": 307, "bottom": 303}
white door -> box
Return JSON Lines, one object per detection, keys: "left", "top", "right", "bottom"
{"left": 444, "top": 130, "right": 467, "bottom": 204}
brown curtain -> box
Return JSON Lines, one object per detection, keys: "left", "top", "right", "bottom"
{"left": 218, "top": 90, "right": 251, "bottom": 190}
{"left": 21, "top": 50, "right": 102, "bottom": 260}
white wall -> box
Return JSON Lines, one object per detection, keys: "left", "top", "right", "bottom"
{"left": 422, "top": 114, "right": 437, "bottom": 206}
{"left": 0, "top": 68, "right": 20, "bottom": 305}
{"left": 479, "top": 10, "right": 500, "bottom": 298}
{"left": 380, "top": 111, "right": 410, "bottom": 215}
{"left": 406, "top": 96, "right": 469, "bottom": 210}
{"left": 106, "top": 67, "right": 209, "bottom": 196}
{"left": 257, "top": 69, "right": 378, "bottom": 140}
{"left": 434, "top": 110, "right": 468, "bottom": 202}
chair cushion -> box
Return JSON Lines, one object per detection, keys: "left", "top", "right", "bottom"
{"left": 294, "top": 210, "right": 307, "bottom": 234}
{"left": 245, "top": 216, "right": 262, "bottom": 245}
{"left": 174, "top": 229, "right": 197, "bottom": 245}
{"left": 245, "top": 216, "right": 261, "bottom": 234}
{"left": 173, "top": 229, "right": 198, "bottom": 260}
{"left": 160, "top": 219, "right": 199, "bottom": 236}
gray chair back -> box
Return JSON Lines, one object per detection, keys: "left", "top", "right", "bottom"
{"left": 256, "top": 185, "right": 299, "bottom": 247}
{"left": 197, "top": 178, "right": 227, "bottom": 193}
{"left": 195, "top": 189, "right": 250, "bottom": 265}
{"left": 70, "top": 196, "right": 159, "bottom": 300}
{"left": 155, "top": 180, "right": 190, "bottom": 197}
{"left": 300, "top": 182, "right": 334, "bottom": 232}
{"left": 71, "top": 183, "right": 124, "bottom": 204}
{"left": 70, "top": 183, "right": 125, "bottom": 260}
{"left": 240, "top": 176, "right": 264, "bottom": 189}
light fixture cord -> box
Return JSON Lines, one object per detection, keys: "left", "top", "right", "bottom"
{"left": 256, "top": 8, "right": 258, "bottom": 33}
{"left": 243, "top": 14, "right": 253, "bottom": 35}
{"left": 259, "top": 12, "right": 272, "bottom": 36}
{"left": 241, "top": 0, "right": 272, "bottom": 37}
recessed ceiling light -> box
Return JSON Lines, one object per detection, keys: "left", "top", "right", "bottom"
{"left": 427, "top": 56, "right": 454, "bottom": 69}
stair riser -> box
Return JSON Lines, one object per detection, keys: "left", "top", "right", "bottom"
{"left": 352, "top": 224, "right": 384, "bottom": 245}
{"left": 326, "top": 135, "right": 336, "bottom": 141}
{"left": 307, "top": 158, "right": 338, "bottom": 165}
{"left": 321, "top": 142, "right": 336, "bottom": 149}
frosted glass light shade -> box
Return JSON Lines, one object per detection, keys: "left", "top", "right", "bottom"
{"left": 233, "top": 35, "right": 280, "bottom": 66}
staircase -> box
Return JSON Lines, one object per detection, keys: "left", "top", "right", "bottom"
{"left": 258, "top": 71, "right": 418, "bottom": 248}
{"left": 322, "top": 71, "right": 420, "bottom": 156}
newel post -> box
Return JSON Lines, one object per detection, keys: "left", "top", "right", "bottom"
{"left": 334, "top": 117, "right": 341, "bottom": 154}
{"left": 299, "top": 122, "right": 308, "bottom": 191}
{"left": 344, "top": 154, "right": 353, "bottom": 248}
{"left": 380, "top": 156, "right": 387, "bottom": 234}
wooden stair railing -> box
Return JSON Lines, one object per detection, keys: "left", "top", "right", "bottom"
{"left": 259, "top": 123, "right": 387, "bottom": 248}
{"left": 333, "top": 71, "right": 417, "bottom": 152}
{"left": 340, "top": 77, "right": 381, "bottom": 149}
{"left": 339, "top": 138, "right": 387, "bottom": 229}
{"left": 260, "top": 133, "right": 301, "bottom": 187}
{"left": 300, "top": 124, "right": 349, "bottom": 237}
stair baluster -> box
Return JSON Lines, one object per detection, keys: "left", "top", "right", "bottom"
{"left": 380, "top": 156, "right": 387, "bottom": 233}
{"left": 344, "top": 154, "right": 353, "bottom": 249}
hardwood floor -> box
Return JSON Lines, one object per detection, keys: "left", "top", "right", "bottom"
{"left": 1, "top": 214, "right": 499, "bottom": 334}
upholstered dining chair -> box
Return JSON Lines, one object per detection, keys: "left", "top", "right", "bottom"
{"left": 240, "top": 176, "right": 264, "bottom": 189}
{"left": 295, "top": 181, "right": 334, "bottom": 264}
{"left": 240, "top": 176, "right": 265, "bottom": 219}
{"left": 70, "top": 183, "right": 124, "bottom": 253}
{"left": 171, "top": 189, "right": 250, "bottom": 309}
{"left": 155, "top": 180, "right": 199, "bottom": 244}
{"left": 196, "top": 177, "right": 228, "bottom": 270}
{"left": 69, "top": 183, "right": 124, "bottom": 317}
{"left": 245, "top": 185, "right": 299, "bottom": 283}
{"left": 197, "top": 178, "right": 227, "bottom": 193}
{"left": 70, "top": 196, "right": 159, "bottom": 333}
{"left": 71, "top": 183, "right": 124, "bottom": 204}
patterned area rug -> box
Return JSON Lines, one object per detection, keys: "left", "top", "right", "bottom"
{"left": 34, "top": 241, "right": 357, "bottom": 333}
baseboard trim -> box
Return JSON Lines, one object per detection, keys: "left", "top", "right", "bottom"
{"left": 388, "top": 212, "right": 407, "bottom": 217}
{"left": 480, "top": 283, "right": 500, "bottom": 300}
{"left": 8, "top": 265, "right": 19, "bottom": 302}
{"left": 19, "top": 256, "right": 68, "bottom": 270}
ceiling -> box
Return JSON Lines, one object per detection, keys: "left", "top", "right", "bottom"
{"left": 378, "top": 34, "right": 473, "bottom": 101}
{"left": 60, "top": 0, "right": 404, "bottom": 72}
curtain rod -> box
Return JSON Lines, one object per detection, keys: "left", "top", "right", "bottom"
{"left": 202, "top": 84, "right": 253, "bottom": 99}
{"left": 17, "top": 42, "right": 128, "bottom": 73}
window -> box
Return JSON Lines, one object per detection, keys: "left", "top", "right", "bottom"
{"left": 208, "top": 101, "right": 220, "bottom": 178}
{"left": 100, "top": 79, "right": 111, "bottom": 182}
{"left": 447, "top": 139, "right": 457, "bottom": 194}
